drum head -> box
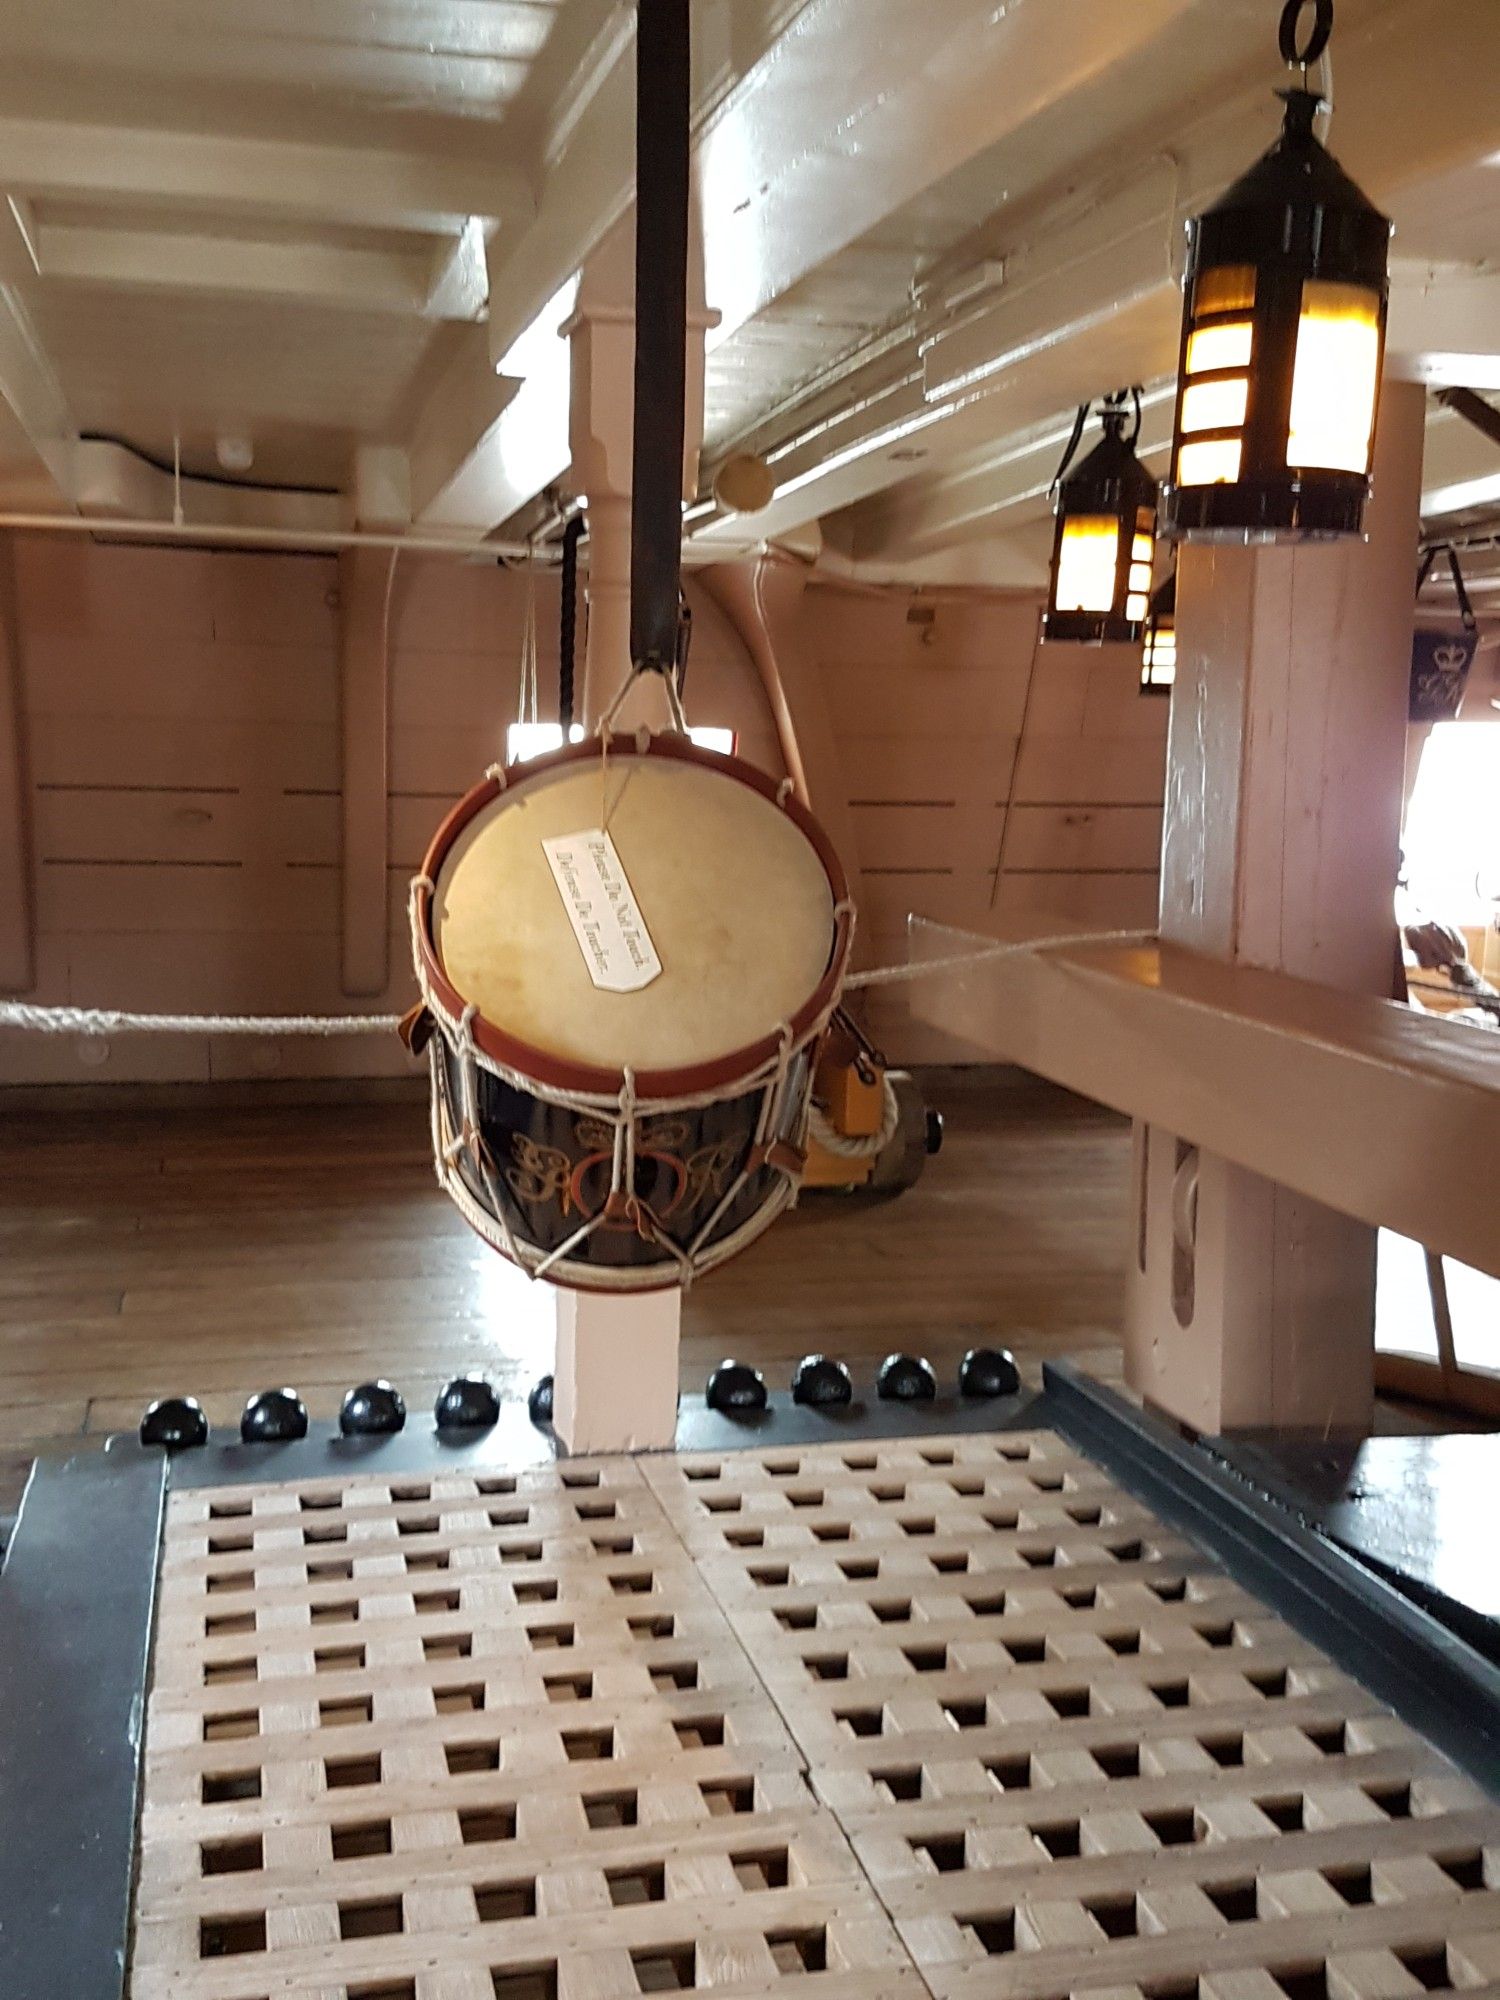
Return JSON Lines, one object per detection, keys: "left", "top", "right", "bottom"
{"left": 433, "top": 751, "right": 836, "bottom": 1073}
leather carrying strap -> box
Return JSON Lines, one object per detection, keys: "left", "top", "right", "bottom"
{"left": 629, "top": 0, "right": 691, "bottom": 678}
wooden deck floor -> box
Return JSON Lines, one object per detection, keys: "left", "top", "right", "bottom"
{"left": 0, "top": 1072, "right": 1129, "bottom": 1504}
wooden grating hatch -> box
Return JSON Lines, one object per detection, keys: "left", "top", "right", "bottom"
{"left": 130, "top": 1432, "right": 1500, "bottom": 1999}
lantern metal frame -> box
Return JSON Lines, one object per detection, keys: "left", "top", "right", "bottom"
{"left": 1042, "top": 388, "right": 1159, "bottom": 646}
{"left": 1163, "top": 0, "right": 1391, "bottom": 543}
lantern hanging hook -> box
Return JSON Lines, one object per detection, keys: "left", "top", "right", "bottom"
{"left": 1278, "top": 0, "right": 1332, "bottom": 72}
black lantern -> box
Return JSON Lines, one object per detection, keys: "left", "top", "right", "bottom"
{"left": 1164, "top": 0, "right": 1391, "bottom": 542}
{"left": 1141, "top": 571, "right": 1176, "bottom": 694}
{"left": 1042, "top": 389, "right": 1159, "bottom": 645}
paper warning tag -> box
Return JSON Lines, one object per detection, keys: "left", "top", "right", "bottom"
{"left": 542, "top": 827, "right": 663, "bottom": 994}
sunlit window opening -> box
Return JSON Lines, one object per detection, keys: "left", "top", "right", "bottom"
{"left": 1401, "top": 723, "right": 1500, "bottom": 929}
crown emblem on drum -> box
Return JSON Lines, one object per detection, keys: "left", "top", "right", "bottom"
{"left": 1432, "top": 642, "right": 1469, "bottom": 675}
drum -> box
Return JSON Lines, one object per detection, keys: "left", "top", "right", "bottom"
{"left": 407, "top": 732, "right": 854, "bottom": 1290}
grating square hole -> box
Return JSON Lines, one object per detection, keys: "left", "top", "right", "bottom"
{"left": 414, "top": 1584, "right": 462, "bottom": 1616}
{"left": 1274, "top": 1968, "right": 1329, "bottom": 2000}
{"left": 871, "top": 1483, "right": 907, "bottom": 1502}
{"left": 1108, "top": 1539, "right": 1145, "bottom": 1562}
{"left": 841, "top": 1708, "right": 883, "bottom": 1738}
{"left": 629, "top": 1614, "right": 675, "bottom": 1640}
{"left": 674, "top": 1715, "right": 724, "bottom": 1750}
{"left": 205, "top": 1612, "right": 255, "bottom": 1637}
{"left": 592, "top": 1535, "right": 637, "bottom": 1557}
{"left": 500, "top": 1542, "right": 545, "bottom": 1565}
{"left": 1105, "top": 1628, "right": 1142, "bottom": 1655}
{"left": 930, "top": 1551, "right": 969, "bottom": 1574}
{"left": 983, "top": 1510, "right": 1020, "bottom": 1531}
{"left": 609, "top": 1571, "right": 653, "bottom": 1597}
{"left": 585, "top": 1790, "right": 639, "bottom": 1828}
{"left": 435, "top": 1683, "right": 487, "bottom": 1714}
{"left": 1034, "top": 1820, "right": 1081, "bottom": 1858}
{"left": 1202, "top": 1733, "right": 1244, "bottom": 1767}
{"left": 987, "top": 1755, "right": 1033, "bottom": 1791}
{"left": 205, "top": 1570, "right": 254, "bottom": 1595}
{"left": 733, "top": 1848, "right": 789, "bottom": 1891}
{"left": 326, "top": 1753, "right": 382, "bottom": 1789}
{"left": 871, "top": 1600, "right": 911, "bottom": 1624}
{"left": 315, "top": 1644, "right": 365, "bottom": 1673}
{"left": 459, "top": 1806, "right": 518, "bottom": 1846}
{"left": 513, "top": 1580, "right": 558, "bottom": 1605}
{"left": 1259, "top": 1795, "right": 1307, "bottom": 1832}
{"left": 875, "top": 1766, "right": 923, "bottom": 1801}
{"left": 1061, "top": 1585, "right": 1098, "bottom": 1609}
{"left": 904, "top": 1645, "right": 947, "bottom": 1673}
{"left": 207, "top": 1534, "right": 253, "bottom": 1555}
{"left": 1144, "top": 1809, "right": 1198, "bottom": 1847}
{"left": 575, "top": 1499, "right": 618, "bottom": 1521}
{"left": 201, "top": 1836, "right": 263, "bottom": 1876}
{"left": 320, "top": 1696, "right": 374, "bottom": 1729}
{"left": 391, "top": 1484, "right": 432, "bottom": 1502}
{"left": 303, "top": 1523, "right": 349, "bottom": 1545}
{"left": 944, "top": 1699, "right": 987, "bottom": 1730}
{"left": 306, "top": 1560, "right": 355, "bottom": 1584}
{"left": 351, "top": 1984, "right": 417, "bottom": 2000}
{"left": 916, "top": 1835, "right": 967, "bottom": 1873}
{"left": 1004, "top": 1636, "right": 1045, "bottom": 1666}
{"left": 333, "top": 1818, "right": 394, "bottom": 1861}
{"left": 424, "top": 1632, "right": 473, "bottom": 1661}
{"left": 767, "top": 1930, "right": 826, "bottom": 1974}
{"left": 966, "top": 1912, "right": 1016, "bottom": 1954}
{"left": 490, "top": 1508, "right": 531, "bottom": 1530}
{"left": 842, "top": 1454, "right": 877, "bottom": 1471}
{"left": 202, "top": 1769, "right": 260, "bottom": 1804}
{"left": 1195, "top": 1621, "right": 1235, "bottom": 1648}
{"left": 701, "top": 1779, "right": 754, "bottom": 1817}
{"left": 1366, "top": 1783, "right": 1413, "bottom": 1820}
{"left": 203, "top": 1710, "right": 259, "bottom": 1743}
{"left": 209, "top": 1500, "right": 251, "bottom": 1519}
{"left": 1436, "top": 1850, "right": 1486, "bottom": 1890}
{"left": 749, "top": 1565, "right": 790, "bottom": 1588}
{"left": 787, "top": 1489, "right": 823, "bottom": 1510}
{"left": 542, "top": 1672, "right": 593, "bottom": 1704}
{"left": 651, "top": 1661, "right": 699, "bottom": 1692}
{"left": 1305, "top": 1723, "right": 1347, "bottom": 1755}
{"left": 1067, "top": 1504, "right": 1103, "bottom": 1526}
{"left": 477, "top": 1479, "right": 516, "bottom": 1498}
{"left": 340, "top": 1897, "right": 403, "bottom": 1940}
{"left": 475, "top": 1880, "right": 536, "bottom": 1922}
{"left": 1395, "top": 1948, "right": 1450, "bottom": 1992}
{"left": 1093, "top": 1744, "right": 1140, "bottom": 1780}
{"left": 967, "top": 1590, "right": 1007, "bottom": 1617}
{"left": 1150, "top": 1679, "right": 1191, "bottom": 1708}
{"left": 727, "top": 1529, "right": 766, "bottom": 1549}
{"left": 608, "top": 1865, "right": 666, "bottom": 1906}
{"left": 1150, "top": 1576, "right": 1188, "bottom": 1602}
{"left": 703, "top": 1495, "right": 742, "bottom": 1515}
{"left": 406, "top": 1550, "right": 451, "bottom": 1574}
{"left": 563, "top": 1728, "right": 614, "bottom": 1762}
{"left": 396, "top": 1513, "right": 439, "bottom": 1536}
{"left": 527, "top": 1623, "right": 573, "bottom": 1651}
{"left": 1030, "top": 1471, "right": 1063, "bottom": 1491}
{"left": 1325, "top": 1865, "right": 1373, "bottom": 1905}
{"left": 950, "top": 1478, "right": 985, "bottom": 1497}
{"left": 1249, "top": 1668, "right": 1289, "bottom": 1698}
{"left": 203, "top": 1656, "right": 257, "bottom": 1685}
{"left": 764, "top": 1461, "right": 800, "bottom": 1478}
{"left": 811, "top": 1523, "right": 851, "bottom": 1546}
{"left": 632, "top": 1945, "right": 695, "bottom": 1991}
{"left": 1048, "top": 1687, "right": 1090, "bottom": 1718}
{"left": 299, "top": 1493, "right": 341, "bottom": 1512}
{"left": 683, "top": 1464, "right": 721, "bottom": 1482}
{"left": 1019, "top": 1546, "right": 1058, "bottom": 1569}
{"left": 921, "top": 1449, "right": 956, "bottom": 1467}
{"left": 839, "top": 1557, "right": 878, "bottom": 1580}
{"left": 900, "top": 1517, "right": 936, "bottom": 1539}
{"left": 199, "top": 1912, "right": 267, "bottom": 1958}
{"left": 1088, "top": 1895, "right": 1139, "bottom": 1939}
{"left": 1206, "top": 1881, "right": 1258, "bottom": 1924}
{"left": 447, "top": 1742, "right": 501, "bottom": 1775}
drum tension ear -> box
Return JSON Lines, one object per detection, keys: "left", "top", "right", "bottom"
{"left": 748, "top": 1137, "right": 806, "bottom": 1178}
{"left": 398, "top": 1003, "right": 435, "bottom": 1056}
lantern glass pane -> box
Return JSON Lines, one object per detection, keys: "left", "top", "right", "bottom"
{"left": 1186, "top": 321, "right": 1252, "bottom": 374}
{"left": 1287, "top": 280, "right": 1381, "bottom": 473}
{"left": 1054, "top": 515, "right": 1119, "bottom": 613}
{"left": 1131, "top": 533, "right": 1153, "bottom": 563}
{"left": 1177, "top": 437, "right": 1242, "bottom": 486}
{"left": 1126, "top": 593, "right": 1149, "bottom": 622}
{"left": 1193, "top": 264, "right": 1256, "bottom": 315}
{"left": 1181, "top": 377, "right": 1248, "bottom": 434}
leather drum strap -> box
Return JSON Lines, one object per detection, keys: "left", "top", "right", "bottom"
{"left": 628, "top": 0, "right": 691, "bottom": 680}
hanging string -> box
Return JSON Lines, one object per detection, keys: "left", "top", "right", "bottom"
{"left": 559, "top": 513, "right": 584, "bottom": 735}
{"left": 515, "top": 545, "right": 539, "bottom": 728}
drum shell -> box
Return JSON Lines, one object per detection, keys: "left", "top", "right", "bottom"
{"left": 432, "top": 1031, "right": 816, "bottom": 1283}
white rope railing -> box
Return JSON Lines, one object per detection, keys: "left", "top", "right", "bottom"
{"left": 0, "top": 927, "right": 1159, "bottom": 1038}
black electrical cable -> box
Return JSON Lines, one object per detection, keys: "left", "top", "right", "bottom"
{"left": 628, "top": 0, "right": 691, "bottom": 678}
{"left": 559, "top": 513, "right": 584, "bottom": 735}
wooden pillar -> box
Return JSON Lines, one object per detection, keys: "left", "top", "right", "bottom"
{"left": 547, "top": 212, "right": 714, "bottom": 1456}
{"left": 337, "top": 547, "right": 394, "bottom": 998}
{"left": 0, "top": 534, "right": 32, "bottom": 993}
{"left": 1125, "top": 376, "right": 1427, "bottom": 1434}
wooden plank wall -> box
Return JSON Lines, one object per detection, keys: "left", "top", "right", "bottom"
{"left": 0, "top": 537, "right": 781, "bottom": 1086}
{"left": 804, "top": 584, "right": 1168, "bottom": 1061}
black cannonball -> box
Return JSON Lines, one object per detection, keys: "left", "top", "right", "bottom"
{"left": 958, "top": 1345, "right": 1021, "bottom": 1399}
{"left": 791, "top": 1354, "right": 853, "bottom": 1408}
{"left": 527, "top": 1375, "right": 555, "bottom": 1427}
{"left": 876, "top": 1352, "right": 937, "bottom": 1402}
{"left": 436, "top": 1375, "right": 501, "bottom": 1430}
{"left": 139, "top": 1395, "right": 209, "bottom": 1451}
{"left": 339, "top": 1380, "right": 406, "bottom": 1437}
{"left": 239, "top": 1387, "right": 309, "bottom": 1444}
{"left": 705, "top": 1359, "right": 768, "bottom": 1414}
